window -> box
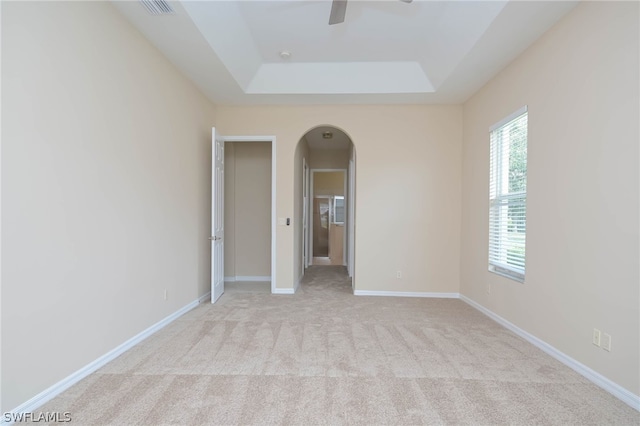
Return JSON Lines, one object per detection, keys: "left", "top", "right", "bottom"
{"left": 333, "top": 196, "right": 345, "bottom": 224}
{"left": 489, "top": 106, "right": 528, "bottom": 282}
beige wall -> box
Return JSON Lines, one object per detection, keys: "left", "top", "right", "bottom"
{"left": 1, "top": 2, "right": 216, "bottom": 412}
{"left": 461, "top": 1, "right": 639, "bottom": 396}
{"left": 313, "top": 171, "right": 345, "bottom": 197}
{"left": 224, "top": 142, "right": 272, "bottom": 278}
{"left": 217, "top": 105, "right": 463, "bottom": 293}
{"left": 308, "top": 149, "right": 349, "bottom": 169}
{"left": 5, "top": 0, "right": 633, "bottom": 414}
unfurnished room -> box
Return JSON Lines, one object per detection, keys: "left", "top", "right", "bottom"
{"left": 1, "top": 0, "right": 639, "bottom": 424}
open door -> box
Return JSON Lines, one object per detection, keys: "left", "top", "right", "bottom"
{"left": 211, "top": 128, "right": 225, "bottom": 303}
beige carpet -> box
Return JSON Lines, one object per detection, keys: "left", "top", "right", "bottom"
{"left": 31, "top": 266, "right": 638, "bottom": 425}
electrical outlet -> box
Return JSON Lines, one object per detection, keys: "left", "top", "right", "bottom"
{"left": 592, "top": 328, "right": 601, "bottom": 347}
{"left": 396, "top": 271, "right": 402, "bottom": 279}
{"left": 164, "top": 289, "right": 168, "bottom": 300}
{"left": 602, "top": 333, "right": 611, "bottom": 352}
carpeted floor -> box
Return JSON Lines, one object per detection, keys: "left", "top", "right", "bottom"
{"left": 31, "top": 266, "right": 638, "bottom": 425}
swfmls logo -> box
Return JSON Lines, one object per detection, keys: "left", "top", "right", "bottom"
{"left": 3, "top": 411, "right": 72, "bottom": 423}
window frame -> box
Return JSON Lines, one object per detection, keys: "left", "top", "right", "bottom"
{"left": 488, "top": 106, "right": 528, "bottom": 282}
{"left": 333, "top": 196, "right": 345, "bottom": 225}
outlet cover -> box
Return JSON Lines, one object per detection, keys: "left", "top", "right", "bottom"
{"left": 592, "top": 328, "right": 601, "bottom": 347}
{"left": 602, "top": 333, "right": 611, "bottom": 352}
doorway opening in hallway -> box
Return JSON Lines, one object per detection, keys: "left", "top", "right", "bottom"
{"left": 295, "top": 125, "right": 356, "bottom": 289}
{"left": 311, "top": 171, "right": 346, "bottom": 266}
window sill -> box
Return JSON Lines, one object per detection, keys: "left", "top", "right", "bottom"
{"left": 489, "top": 265, "right": 525, "bottom": 283}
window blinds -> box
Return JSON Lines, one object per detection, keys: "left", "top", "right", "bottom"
{"left": 489, "top": 107, "right": 528, "bottom": 281}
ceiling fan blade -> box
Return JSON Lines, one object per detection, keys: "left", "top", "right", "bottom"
{"left": 329, "top": 0, "right": 347, "bottom": 25}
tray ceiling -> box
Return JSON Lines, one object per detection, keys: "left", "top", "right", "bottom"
{"left": 113, "top": 0, "right": 578, "bottom": 105}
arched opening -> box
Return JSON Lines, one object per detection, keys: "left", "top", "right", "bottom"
{"left": 294, "top": 125, "right": 356, "bottom": 291}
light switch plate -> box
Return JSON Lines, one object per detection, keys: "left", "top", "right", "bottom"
{"left": 602, "top": 333, "right": 611, "bottom": 352}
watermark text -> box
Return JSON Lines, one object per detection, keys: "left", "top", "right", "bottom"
{"left": 2, "top": 411, "right": 72, "bottom": 423}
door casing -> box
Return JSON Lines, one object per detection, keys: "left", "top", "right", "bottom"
{"left": 211, "top": 131, "right": 277, "bottom": 297}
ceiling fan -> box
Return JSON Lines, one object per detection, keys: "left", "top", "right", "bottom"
{"left": 329, "top": 0, "right": 413, "bottom": 25}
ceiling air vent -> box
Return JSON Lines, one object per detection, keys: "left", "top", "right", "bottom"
{"left": 140, "top": 0, "right": 174, "bottom": 15}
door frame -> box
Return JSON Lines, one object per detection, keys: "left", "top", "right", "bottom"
{"left": 302, "top": 158, "right": 309, "bottom": 271}
{"left": 308, "top": 169, "right": 348, "bottom": 266}
{"left": 220, "top": 135, "right": 277, "bottom": 293}
{"left": 348, "top": 157, "right": 356, "bottom": 281}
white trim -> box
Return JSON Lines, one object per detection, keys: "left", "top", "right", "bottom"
{"left": 221, "top": 135, "right": 277, "bottom": 294}
{"left": 272, "top": 287, "right": 295, "bottom": 295}
{"left": 294, "top": 275, "right": 301, "bottom": 293}
{"left": 354, "top": 290, "right": 460, "bottom": 298}
{"left": 224, "top": 276, "right": 274, "bottom": 283}
{"left": 342, "top": 166, "right": 351, "bottom": 266}
{"left": 3, "top": 295, "right": 209, "bottom": 424}
{"left": 348, "top": 151, "right": 356, "bottom": 284}
{"left": 301, "top": 157, "right": 308, "bottom": 274}
{"left": 305, "top": 163, "right": 311, "bottom": 269}
{"left": 489, "top": 105, "right": 528, "bottom": 132}
{"left": 233, "top": 276, "right": 270, "bottom": 282}
{"left": 460, "top": 295, "right": 640, "bottom": 411}
{"left": 270, "top": 140, "right": 277, "bottom": 294}
{"left": 342, "top": 175, "right": 347, "bottom": 265}
{"left": 198, "top": 291, "right": 211, "bottom": 304}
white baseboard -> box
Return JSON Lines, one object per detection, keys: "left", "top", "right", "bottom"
{"left": 3, "top": 294, "right": 209, "bottom": 424}
{"left": 5, "top": 287, "right": 636, "bottom": 421}
{"left": 226, "top": 276, "right": 270, "bottom": 282}
{"left": 460, "top": 295, "right": 640, "bottom": 411}
{"left": 198, "top": 291, "right": 211, "bottom": 304}
{"left": 272, "top": 287, "right": 295, "bottom": 295}
{"left": 354, "top": 290, "right": 460, "bottom": 298}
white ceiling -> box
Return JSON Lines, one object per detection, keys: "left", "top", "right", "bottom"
{"left": 113, "top": 0, "right": 578, "bottom": 105}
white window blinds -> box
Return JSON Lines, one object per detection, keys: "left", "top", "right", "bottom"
{"left": 489, "top": 107, "right": 528, "bottom": 281}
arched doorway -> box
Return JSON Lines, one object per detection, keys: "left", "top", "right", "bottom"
{"left": 294, "top": 125, "right": 356, "bottom": 289}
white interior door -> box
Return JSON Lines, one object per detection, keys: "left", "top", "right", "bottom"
{"left": 211, "top": 128, "right": 225, "bottom": 303}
